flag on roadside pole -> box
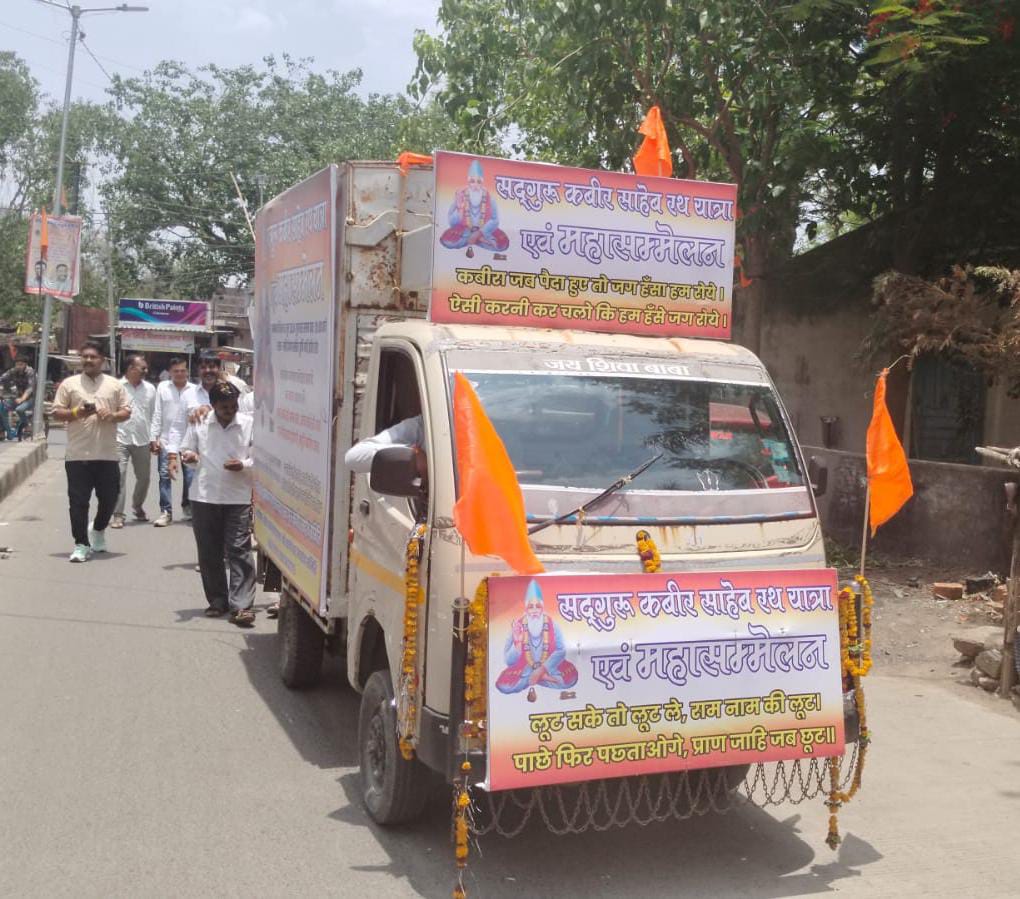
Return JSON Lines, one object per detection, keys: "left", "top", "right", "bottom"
{"left": 39, "top": 207, "right": 49, "bottom": 261}
{"left": 633, "top": 105, "right": 673, "bottom": 177}
{"left": 452, "top": 372, "right": 544, "bottom": 575}
{"left": 866, "top": 368, "right": 914, "bottom": 535}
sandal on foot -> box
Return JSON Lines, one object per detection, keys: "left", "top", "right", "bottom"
{"left": 204, "top": 607, "right": 227, "bottom": 618}
{"left": 266, "top": 602, "right": 279, "bottom": 619}
{"left": 230, "top": 609, "right": 256, "bottom": 628}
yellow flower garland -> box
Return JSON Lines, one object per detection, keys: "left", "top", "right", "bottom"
{"left": 826, "top": 575, "right": 873, "bottom": 849}
{"left": 454, "top": 578, "right": 490, "bottom": 899}
{"left": 635, "top": 529, "right": 661, "bottom": 573}
{"left": 398, "top": 524, "right": 426, "bottom": 761}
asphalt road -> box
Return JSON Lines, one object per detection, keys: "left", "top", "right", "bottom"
{"left": 1, "top": 438, "right": 1020, "bottom": 897}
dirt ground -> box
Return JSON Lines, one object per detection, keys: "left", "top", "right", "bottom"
{"left": 835, "top": 553, "right": 1018, "bottom": 714}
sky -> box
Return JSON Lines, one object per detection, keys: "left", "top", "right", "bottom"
{"left": 1, "top": 0, "right": 443, "bottom": 105}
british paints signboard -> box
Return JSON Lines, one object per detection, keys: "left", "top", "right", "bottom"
{"left": 430, "top": 151, "right": 736, "bottom": 340}
{"left": 485, "top": 568, "right": 844, "bottom": 791}
{"left": 118, "top": 298, "right": 209, "bottom": 331}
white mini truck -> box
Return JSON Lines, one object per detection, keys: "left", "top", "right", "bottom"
{"left": 254, "top": 160, "right": 854, "bottom": 825}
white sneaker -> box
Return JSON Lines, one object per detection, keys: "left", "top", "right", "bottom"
{"left": 153, "top": 511, "right": 172, "bottom": 527}
{"left": 181, "top": 506, "right": 193, "bottom": 521}
{"left": 88, "top": 527, "right": 108, "bottom": 553}
{"left": 68, "top": 544, "right": 91, "bottom": 563}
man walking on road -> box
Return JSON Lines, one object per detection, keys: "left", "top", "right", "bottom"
{"left": 151, "top": 357, "right": 194, "bottom": 527}
{"left": 0, "top": 354, "right": 36, "bottom": 441}
{"left": 50, "top": 340, "right": 132, "bottom": 562}
{"left": 111, "top": 354, "right": 156, "bottom": 529}
{"left": 170, "top": 381, "right": 256, "bottom": 627}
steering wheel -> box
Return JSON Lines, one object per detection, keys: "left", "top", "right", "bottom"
{"left": 697, "top": 458, "right": 769, "bottom": 489}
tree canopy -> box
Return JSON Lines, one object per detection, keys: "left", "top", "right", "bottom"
{"left": 98, "top": 56, "right": 462, "bottom": 299}
{"left": 413, "top": 0, "right": 1020, "bottom": 346}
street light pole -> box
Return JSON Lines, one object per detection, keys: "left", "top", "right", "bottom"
{"left": 30, "top": 1, "right": 148, "bottom": 440}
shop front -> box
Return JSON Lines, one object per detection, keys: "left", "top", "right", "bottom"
{"left": 116, "top": 299, "right": 213, "bottom": 379}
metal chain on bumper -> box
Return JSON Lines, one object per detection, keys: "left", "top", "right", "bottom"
{"left": 472, "top": 747, "right": 860, "bottom": 838}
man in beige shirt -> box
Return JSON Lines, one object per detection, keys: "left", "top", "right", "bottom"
{"left": 51, "top": 340, "right": 132, "bottom": 562}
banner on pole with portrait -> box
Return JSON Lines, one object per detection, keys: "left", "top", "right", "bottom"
{"left": 24, "top": 212, "right": 82, "bottom": 301}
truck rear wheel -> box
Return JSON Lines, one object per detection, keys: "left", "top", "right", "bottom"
{"left": 358, "top": 669, "right": 429, "bottom": 824}
{"left": 278, "top": 592, "right": 325, "bottom": 689}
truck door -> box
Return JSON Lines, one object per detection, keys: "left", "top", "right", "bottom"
{"left": 348, "top": 343, "right": 431, "bottom": 685}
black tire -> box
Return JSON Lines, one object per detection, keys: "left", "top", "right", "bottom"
{"left": 358, "top": 669, "right": 429, "bottom": 825}
{"left": 278, "top": 592, "right": 325, "bottom": 688}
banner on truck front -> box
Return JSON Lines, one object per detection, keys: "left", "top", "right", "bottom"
{"left": 485, "top": 568, "right": 844, "bottom": 791}
{"left": 430, "top": 151, "right": 736, "bottom": 340}
{"left": 252, "top": 166, "right": 337, "bottom": 614}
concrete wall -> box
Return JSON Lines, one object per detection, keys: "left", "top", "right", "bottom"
{"left": 805, "top": 445, "right": 1019, "bottom": 573}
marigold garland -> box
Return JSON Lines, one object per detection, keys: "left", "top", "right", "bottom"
{"left": 453, "top": 578, "right": 490, "bottom": 899}
{"left": 397, "top": 523, "right": 426, "bottom": 761}
{"left": 635, "top": 529, "right": 661, "bottom": 573}
{"left": 826, "top": 575, "right": 874, "bottom": 849}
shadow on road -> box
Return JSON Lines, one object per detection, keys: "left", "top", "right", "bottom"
{"left": 237, "top": 629, "right": 360, "bottom": 770}
{"left": 326, "top": 771, "right": 883, "bottom": 899}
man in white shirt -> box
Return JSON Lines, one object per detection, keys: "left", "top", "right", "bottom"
{"left": 178, "top": 351, "right": 247, "bottom": 424}
{"left": 172, "top": 380, "right": 256, "bottom": 627}
{"left": 111, "top": 354, "right": 157, "bottom": 528}
{"left": 150, "top": 357, "right": 196, "bottom": 527}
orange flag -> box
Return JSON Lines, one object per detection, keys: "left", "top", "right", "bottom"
{"left": 39, "top": 208, "right": 49, "bottom": 260}
{"left": 396, "top": 151, "right": 433, "bottom": 174}
{"left": 866, "top": 369, "right": 914, "bottom": 535}
{"left": 633, "top": 105, "right": 672, "bottom": 177}
{"left": 452, "top": 372, "right": 544, "bottom": 574}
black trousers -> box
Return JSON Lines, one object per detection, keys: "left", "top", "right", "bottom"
{"left": 65, "top": 460, "right": 120, "bottom": 546}
{"left": 190, "top": 501, "right": 255, "bottom": 613}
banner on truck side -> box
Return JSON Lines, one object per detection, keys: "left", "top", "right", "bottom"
{"left": 485, "top": 568, "right": 844, "bottom": 791}
{"left": 24, "top": 212, "right": 82, "bottom": 300}
{"left": 252, "top": 166, "right": 337, "bottom": 614}
{"left": 430, "top": 151, "right": 736, "bottom": 340}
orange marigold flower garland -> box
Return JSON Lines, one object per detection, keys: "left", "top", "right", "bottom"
{"left": 635, "top": 529, "right": 661, "bottom": 573}
{"left": 826, "top": 576, "right": 874, "bottom": 849}
{"left": 454, "top": 577, "right": 489, "bottom": 898}
{"left": 398, "top": 523, "right": 426, "bottom": 761}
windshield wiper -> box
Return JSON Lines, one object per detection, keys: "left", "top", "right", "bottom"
{"left": 527, "top": 452, "right": 664, "bottom": 535}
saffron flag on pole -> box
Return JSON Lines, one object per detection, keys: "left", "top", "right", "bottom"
{"left": 39, "top": 208, "right": 48, "bottom": 260}
{"left": 866, "top": 368, "right": 914, "bottom": 535}
{"left": 633, "top": 105, "right": 673, "bottom": 178}
{"left": 452, "top": 371, "right": 544, "bottom": 575}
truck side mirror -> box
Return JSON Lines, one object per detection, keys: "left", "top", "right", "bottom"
{"left": 808, "top": 456, "right": 828, "bottom": 498}
{"left": 370, "top": 445, "right": 425, "bottom": 498}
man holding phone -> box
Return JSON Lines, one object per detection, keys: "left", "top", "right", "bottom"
{"left": 170, "top": 381, "right": 256, "bottom": 626}
{"left": 51, "top": 339, "right": 132, "bottom": 562}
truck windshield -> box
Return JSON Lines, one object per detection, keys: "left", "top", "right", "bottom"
{"left": 463, "top": 371, "right": 804, "bottom": 494}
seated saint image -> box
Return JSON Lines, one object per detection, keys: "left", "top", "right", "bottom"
{"left": 496, "top": 580, "right": 578, "bottom": 695}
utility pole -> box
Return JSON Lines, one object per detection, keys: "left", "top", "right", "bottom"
{"left": 30, "top": 1, "right": 148, "bottom": 440}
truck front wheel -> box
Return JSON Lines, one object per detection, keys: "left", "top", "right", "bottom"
{"left": 358, "top": 669, "right": 429, "bottom": 824}
{"left": 278, "top": 592, "right": 325, "bottom": 688}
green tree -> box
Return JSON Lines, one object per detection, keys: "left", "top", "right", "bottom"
{"left": 413, "top": 0, "right": 867, "bottom": 350}
{"left": 99, "top": 56, "right": 466, "bottom": 300}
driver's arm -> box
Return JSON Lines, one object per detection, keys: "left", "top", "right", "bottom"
{"left": 344, "top": 416, "right": 423, "bottom": 473}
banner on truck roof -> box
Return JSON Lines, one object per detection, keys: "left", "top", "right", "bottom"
{"left": 430, "top": 152, "right": 736, "bottom": 340}
{"left": 252, "top": 166, "right": 337, "bottom": 614}
{"left": 484, "top": 568, "right": 844, "bottom": 791}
